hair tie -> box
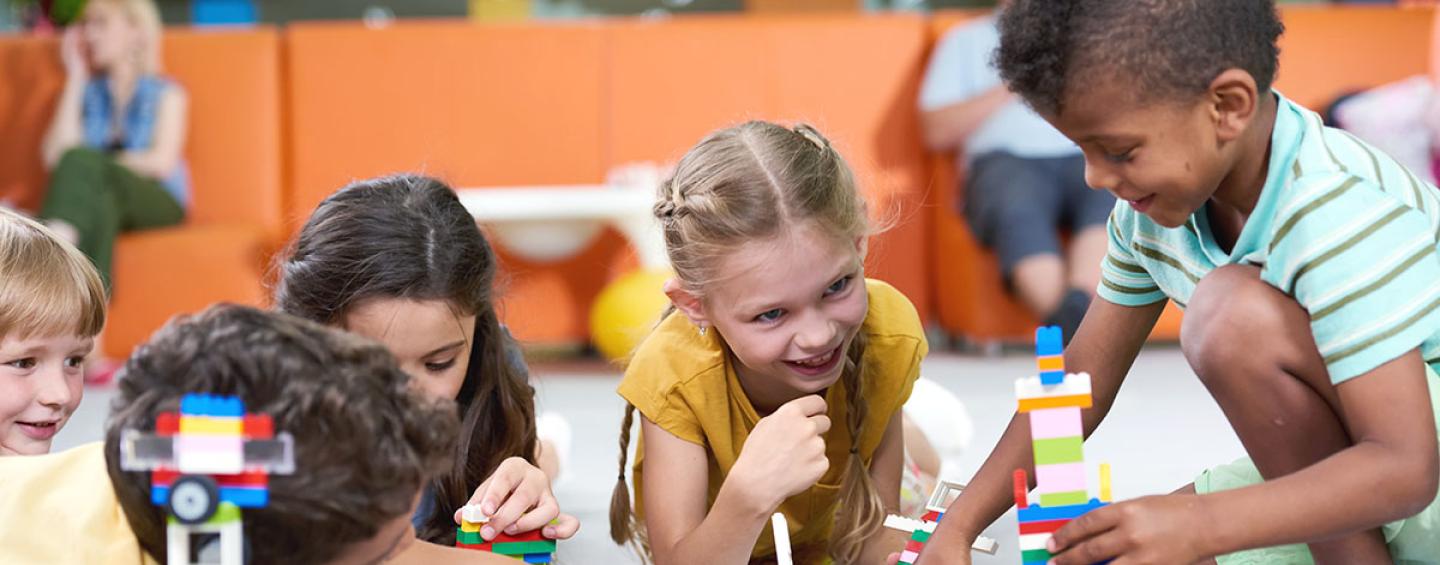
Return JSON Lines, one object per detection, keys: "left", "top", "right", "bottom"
{"left": 849, "top": 447, "right": 858, "bottom": 454}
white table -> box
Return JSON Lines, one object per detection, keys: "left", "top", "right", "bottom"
{"left": 455, "top": 183, "right": 667, "bottom": 269}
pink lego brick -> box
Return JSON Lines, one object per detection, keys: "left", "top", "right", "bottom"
{"left": 1028, "top": 407, "right": 1083, "bottom": 439}
{"left": 1034, "top": 462, "right": 1087, "bottom": 494}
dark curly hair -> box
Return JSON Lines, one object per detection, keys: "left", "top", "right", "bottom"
{"left": 104, "top": 304, "right": 459, "bottom": 564}
{"left": 273, "top": 173, "right": 538, "bottom": 544}
{"left": 995, "top": 0, "right": 1285, "bottom": 117}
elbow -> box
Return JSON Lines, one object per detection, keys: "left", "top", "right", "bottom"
{"left": 1382, "top": 444, "right": 1438, "bottom": 520}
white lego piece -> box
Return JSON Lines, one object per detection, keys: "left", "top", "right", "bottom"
{"left": 1014, "top": 372, "right": 1092, "bottom": 400}
{"left": 461, "top": 504, "right": 489, "bottom": 524}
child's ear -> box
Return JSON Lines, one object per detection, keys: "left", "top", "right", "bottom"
{"left": 1208, "top": 68, "right": 1260, "bottom": 143}
{"left": 663, "top": 278, "right": 710, "bottom": 328}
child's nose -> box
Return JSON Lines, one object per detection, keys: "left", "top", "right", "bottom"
{"left": 34, "top": 365, "right": 75, "bottom": 409}
{"left": 1083, "top": 159, "right": 1119, "bottom": 192}
{"left": 794, "top": 317, "right": 838, "bottom": 351}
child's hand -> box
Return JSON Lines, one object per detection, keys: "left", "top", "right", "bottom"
{"left": 1047, "top": 494, "right": 1209, "bottom": 565}
{"left": 732, "top": 395, "right": 832, "bottom": 511}
{"left": 453, "top": 457, "right": 580, "bottom": 541}
{"left": 59, "top": 27, "right": 87, "bottom": 80}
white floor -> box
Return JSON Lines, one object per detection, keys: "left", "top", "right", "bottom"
{"left": 53, "top": 345, "right": 1243, "bottom": 564}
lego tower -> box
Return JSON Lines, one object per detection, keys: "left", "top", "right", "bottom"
{"left": 1014, "top": 326, "right": 1111, "bottom": 565}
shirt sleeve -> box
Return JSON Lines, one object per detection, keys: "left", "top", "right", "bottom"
{"left": 617, "top": 368, "right": 706, "bottom": 446}
{"left": 918, "top": 21, "right": 994, "bottom": 112}
{"left": 1096, "top": 207, "right": 1168, "bottom": 306}
{"left": 1263, "top": 172, "right": 1440, "bottom": 384}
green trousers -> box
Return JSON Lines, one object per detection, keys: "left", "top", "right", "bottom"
{"left": 40, "top": 147, "right": 185, "bottom": 289}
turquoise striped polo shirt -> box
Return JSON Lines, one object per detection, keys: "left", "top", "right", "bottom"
{"left": 1099, "top": 92, "right": 1440, "bottom": 384}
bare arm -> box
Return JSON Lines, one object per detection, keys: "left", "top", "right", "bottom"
{"left": 859, "top": 410, "right": 911, "bottom": 564}
{"left": 916, "top": 298, "right": 1165, "bottom": 563}
{"left": 920, "top": 85, "right": 1013, "bottom": 154}
{"left": 388, "top": 536, "right": 518, "bottom": 564}
{"left": 641, "top": 417, "right": 772, "bottom": 565}
{"left": 117, "top": 86, "right": 188, "bottom": 179}
{"left": 643, "top": 395, "right": 832, "bottom": 565}
{"left": 42, "top": 29, "right": 88, "bottom": 169}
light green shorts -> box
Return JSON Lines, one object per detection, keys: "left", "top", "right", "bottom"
{"left": 1195, "top": 364, "right": 1440, "bottom": 565}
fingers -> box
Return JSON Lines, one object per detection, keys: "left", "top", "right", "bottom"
{"left": 1047, "top": 506, "right": 1121, "bottom": 565}
{"left": 508, "top": 492, "right": 560, "bottom": 534}
{"left": 784, "top": 394, "right": 828, "bottom": 417}
{"left": 1049, "top": 529, "right": 1126, "bottom": 565}
{"left": 542, "top": 513, "right": 581, "bottom": 540}
{"left": 885, "top": 552, "right": 901, "bottom": 565}
{"left": 809, "top": 414, "right": 831, "bottom": 435}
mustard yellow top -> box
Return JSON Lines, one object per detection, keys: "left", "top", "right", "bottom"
{"left": 618, "top": 279, "right": 927, "bottom": 561}
{"left": 0, "top": 442, "right": 155, "bottom": 564}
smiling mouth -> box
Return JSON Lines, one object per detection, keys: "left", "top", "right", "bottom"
{"left": 787, "top": 347, "right": 838, "bottom": 368}
{"left": 16, "top": 420, "right": 61, "bottom": 440}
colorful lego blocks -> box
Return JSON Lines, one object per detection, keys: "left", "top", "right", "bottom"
{"left": 456, "top": 504, "right": 557, "bottom": 563}
{"left": 1015, "top": 326, "right": 1112, "bottom": 565}
{"left": 883, "top": 481, "right": 999, "bottom": 564}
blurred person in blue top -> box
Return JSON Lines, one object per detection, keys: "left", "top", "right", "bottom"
{"left": 919, "top": 0, "right": 1114, "bottom": 340}
{"left": 39, "top": 0, "right": 189, "bottom": 293}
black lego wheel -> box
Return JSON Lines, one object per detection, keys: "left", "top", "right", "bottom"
{"left": 169, "top": 475, "right": 220, "bottom": 525}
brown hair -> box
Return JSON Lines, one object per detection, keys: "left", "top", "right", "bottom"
{"left": 272, "top": 174, "right": 538, "bottom": 544}
{"left": 103, "top": 304, "right": 458, "bottom": 564}
{"left": 0, "top": 207, "right": 106, "bottom": 342}
{"left": 609, "top": 122, "right": 884, "bottom": 563}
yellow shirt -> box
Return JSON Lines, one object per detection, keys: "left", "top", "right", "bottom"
{"left": 0, "top": 442, "right": 153, "bottom": 564}
{"left": 618, "top": 279, "right": 927, "bottom": 561}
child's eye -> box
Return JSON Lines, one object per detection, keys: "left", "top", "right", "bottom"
{"left": 824, "top": 275, "right": 853, "bottom": 297}
{"left": 424, "top": 359, "right": 457, "bottom": 372}
{"left": 4, "top": 358, "right": 36, "bottom": 370}
{"left": 63, "top": 356, "right": 86, "bottom": 369}
{"left": 1103, "top": 147, "right": 1135, "bottom": 164}
{"left": 754, "top": 309, "right": 784, "bottom": 323}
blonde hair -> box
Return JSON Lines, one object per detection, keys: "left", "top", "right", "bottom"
{"left": 88, "top": 0, "right": 165, "bottom": 74}
{"left": 0, "top": 208, "right": 107, "bottom": 343}
{"left": 609, "top": 121, "right": 884, "bottom": 563}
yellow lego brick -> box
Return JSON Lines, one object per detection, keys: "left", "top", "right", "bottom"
{"left": 1036, "top": 355, "right": 1064, "bottom": 372}
{"left": 1018, "top": 394, "right": 1093, "bottom": 412}
{"left": 179, "top": 416, "right": 243, "bottom": 436}
{"left": 461, "top": 521, "right": 482, "bottom": 533}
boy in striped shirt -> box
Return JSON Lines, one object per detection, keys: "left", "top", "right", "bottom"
{"left": 915, "top": 1, "right": 1440, "bottom": 564}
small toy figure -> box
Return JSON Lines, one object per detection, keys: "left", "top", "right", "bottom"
{"left": 119, "top": 393, "right": 295, "bottom": 565}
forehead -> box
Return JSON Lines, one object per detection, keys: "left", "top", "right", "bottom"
{"left": 707, "top": 226, "right": 858, "bottom": 310}
{"left": 343, "top": 298, "right": 470, "bottom": 355}
{"left": 0, "top": 334, "right": 92, "bottom": 354}
{"left": 1052, "top": 78, "right": 1195, "bottom": 140}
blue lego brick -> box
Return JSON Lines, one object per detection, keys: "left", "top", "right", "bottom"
{"left": 522, "top": 553, "right": 553, "bottom": 563}
{"left": 1017, "top": 499, "right": 1107, "bottom": 523}
{"left": 180, "top": 394, "right": 245, "bottom": 417}
{"left": 219, "top": 486, "right": 268, "bottom": 507}
{"left": 1040, "top": 370, "right": 1065, "bottom": 385}
{"left": 153, "top": 485, "right": 269, "bottom": 508}
{"left": 1036, "top": 326, "right": 1064, "bottom": 356}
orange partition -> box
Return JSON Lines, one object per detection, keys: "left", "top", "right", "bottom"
{"left": 603, "top": 14, "right": 934, "bottom": 321}
{"left": 283, "top": 20, "right": 614, "bottom": 344}
{"left": 1275, "top": 5, "right": 1434, "bottom": 110}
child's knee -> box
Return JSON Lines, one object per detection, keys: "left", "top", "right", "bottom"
{"left": 1182, "top": 265, "right": 1304, "bottom": 378}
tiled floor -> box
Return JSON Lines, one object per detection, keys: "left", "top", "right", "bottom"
{"left": 54, "top": 345, "right": 1243, "bottom": 564}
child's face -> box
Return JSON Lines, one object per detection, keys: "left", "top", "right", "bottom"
{"left": 80, "top": 1, "right": 142, "bottom": 71}
{"left": 344, "top": 298, "right": 476, "bottom": 402}
{"left": 701, "top": 226, "right": 868, "bottom": 401}
{"left": 0, "top": 334, "right": 91, "bottom": 455}
{"left": 1046, "top": 80, "right": 1234, "bottom": 228}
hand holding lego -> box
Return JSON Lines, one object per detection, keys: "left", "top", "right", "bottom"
{"left": 731, "top": 394, "right": 832, "bottom": 511}
{"left": 1045, "top": 493, "right": 1209, "bottom": 565}
{"left": 454, "top": 456, "right": 580, "bottom": 541}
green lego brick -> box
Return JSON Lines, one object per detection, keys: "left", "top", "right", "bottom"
{"left": 1031, "top": 436, "right": 1083, "bottom": 465}
{"left": 490, "top": 540, "right": 557, "bottom": 555}
{"left": 909, "top": 529, "right": 932, "bottom": 543}
{"left": 1039, "top": 489, "right": 1091, "bottom": 507}
{"left": 1021, "top": 548, "right": 1053, "bottom": 562}
{"left": 456, "top": 529, "right": 484, "bottom": 545}
{"left": 166, "top": 501, "right": 241, "bottom": 526}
